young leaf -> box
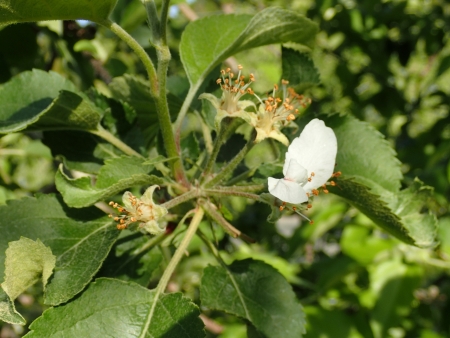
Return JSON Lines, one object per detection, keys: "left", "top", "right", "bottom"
{"left": 200, "top": 259, "right": 305, "bottom": 338}
{"left": 0, "top": 195, "right": 119, "bottom": 306}
{"left": 0, "top": 70, "right": 101, "bottom": 134}
{"left": 0, "top": 0, "right": 117, "bottom": 26}
{"left": 55, "top": 156, "right": 164, "bottom": 208}
{"left": 3, "top": 237, "right": 56, "bottom": 301}
{"left": 0, "top": 287, "right": 26, "bottom": 325}
{"left": 180, "top": 7, "right": 318, "bottom": 87}
{"left": 25, "top": 278, "right": 204, "bottom": 338}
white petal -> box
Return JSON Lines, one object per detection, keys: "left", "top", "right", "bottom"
{"left": 283, "top": 158, "right": 308, "bottom": 184}
{"left": 268, "top": 177, "right": 309, "bottom": 204}
{"left": 287, "top": 119, "right": 337, "bottom": 191}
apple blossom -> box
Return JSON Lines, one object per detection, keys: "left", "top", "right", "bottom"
{"left": 199, "top": 66, "right": 256, "bottom": 130}
{"left": 268, "top": 119, "right": 337, "bottom": 204}
{"left": 248, "top": 80, "right": 311, "bottom": 146}
{"left": 109, "top": 185, "right": 168, "bottom": 234}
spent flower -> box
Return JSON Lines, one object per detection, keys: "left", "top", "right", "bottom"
{"left": 268, "top": 119, "right": 338, "bottom": 204}
{"left": 109, "top": 185, "right": 168, "bottom": 235}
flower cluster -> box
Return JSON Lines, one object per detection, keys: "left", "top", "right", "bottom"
{"left": 201, "top": 67, "right": 311, "bottom": 146}
{"left": 109, "top": 185, "right": 168, "bottom": 235}
{"left": 268, "top": 119, "right": 338, "bottom": 205}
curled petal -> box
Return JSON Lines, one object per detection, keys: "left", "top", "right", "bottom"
{"left": 268, "top": 177, "right": 309, "bottom": 204}
{"left": 287, "top": 119, "right": 337, "bottom": 191}
{"left": 141, "top": 185, "right": 160, "bottom": 205}
{"left": 283, "top": 158, "right": 308, "bottom": 184}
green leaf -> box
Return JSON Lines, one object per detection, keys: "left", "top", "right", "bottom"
{"left": 180, "top": 7, "right": 318, "bottom": 87}
{"left": 200, "top": 259, "right": 305, "bottom": 338}
{"left": 340, "top": 225, "right": 395, "bottom": 266}
{"left": 3, "top": 237, "right": 56, "bottom": 300}
{"left": 0, "top": 195, "right": 119, "bottom": 306}
{"left": 325, "top": 114, "right": 403, "bottom": 195}
{"left": 0, "top": 0, "right": 117, "bottom": 26}
{"left": 281, "top": 47, "right": 320, "bottom": 92}
{"left": 323, "top": 114, "right": 438, "bottom": 247}
{"left": 55, "top": 155, "right": 164, "bottom": 208}
{"left": 0, "top": 286, "right": 26, "bottom": 325}
{"left": 0, "top": 70, "right": 101, "bottom": 134}
{"left": 26, "top": 278, "right": 204, "bottom": 338}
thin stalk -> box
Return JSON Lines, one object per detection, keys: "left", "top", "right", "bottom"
{"left": 204, "top": 132, "right": 256, "bottom": 188}
{"left": 161, "top": 189, "right": 200, "bottom": 210}
{"left": 155, "top": 45, "right": 188, "bottom": 185}
{"left": 140, "top": 208, "right": 204, "bottom": 337}
{"left": 196, "top": 228, "right": 227, "bottom": 268}
{"left": 204, "top": 188, "right": 261, "bottom": 201}
{"left": 200, "top": 200, "right": 255, "bottom": 243}
{"left": 160, "top": 0, "right": 171, "bottom": 45}
{"left": 174, "top": 83, "right": 202, "bottom": 137}
{"left": 92, "top": 126, "right": 143, "bottom": 158}
{"left": 199, "top": 118, "right": 243, "bottom": 183}
{"left": 98, "top": 19, "right": 158, "bottom": 94}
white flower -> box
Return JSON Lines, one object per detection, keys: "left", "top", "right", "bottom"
{"left": 268, "top": 119, "right": 337, "bottom": 204}
{"left": 109, "top": 185, "right": 168, "bottom": 235}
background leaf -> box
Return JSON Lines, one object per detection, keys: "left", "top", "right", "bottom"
{"left": 180, "top": 7, "right": 318, "bottom": 87}
{"left": 25, "top": 278, "right": 204, "bottom": 338}
{"left": 3, "top": 237, "right": 56, "bottom": 301}
{"left": 55, "top": 155, "right": 164, "bottom": 208}
{"left": 0, "top": 195, "right": 119, "bottom": 306}
{"left": 0, "top": 0, "right": 117, "bottom": 25}
{"left": 0, "top": 70, "right": 101, "bottom": 134}
{"left": 200, "top": 259, "right": 305, "bottom": 338}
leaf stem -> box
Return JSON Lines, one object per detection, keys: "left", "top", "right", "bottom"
{"left": 199, "top": 118, "right": 243, "bottom": 184}
{"left": 92, "top": 126, "right": 143, "bottom": 158}
{"left": 160, "top": 0, "right": 171, "bottom": 45}
{"left": 204, "top": 188, "right": 262, "bottom": 201}
{"left": 161, "top": 189, "right": 200, "bottom": 210}
{"left": 98, "top": 19, "right": 158, "bottom": 94}
{"left": 140, "top": 207, "right": 204, "bottom": 336}
{"left": 200, "top": 199, "right": 255, "bottom": 243}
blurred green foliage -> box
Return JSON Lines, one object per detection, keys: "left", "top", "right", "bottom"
{"left": 0, "top": 0, "right": 449, "bottom": 337}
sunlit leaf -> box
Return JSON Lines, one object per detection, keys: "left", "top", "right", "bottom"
{"left": 3, "top": 237, "right": 56, "bottom": 300}
{"left": 180, "top": 7, "right": 318, "bottom": 87}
